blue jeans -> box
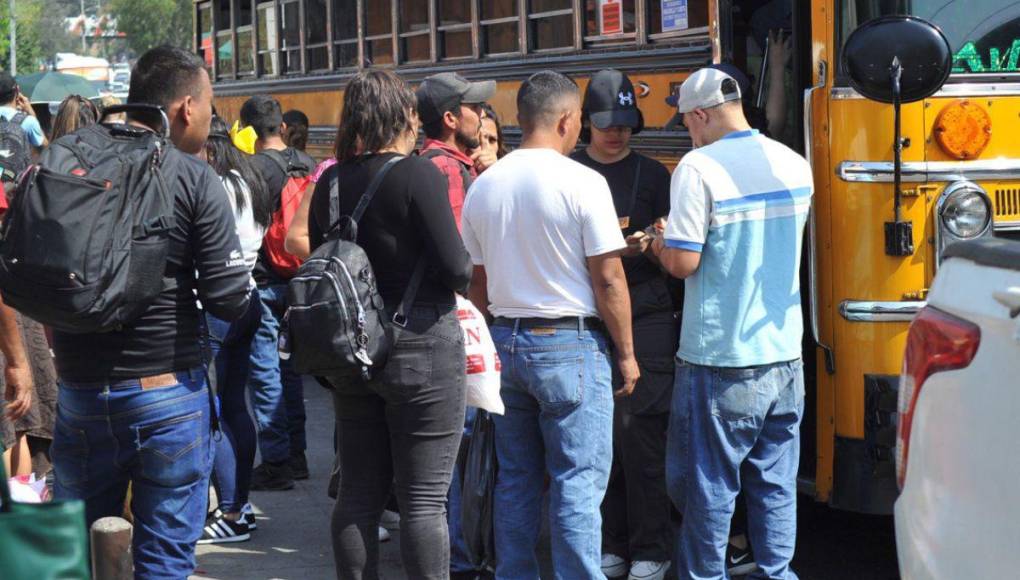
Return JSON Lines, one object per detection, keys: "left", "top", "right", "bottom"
{"left": 51, "top": 369, "right": 213, "bottom": 580}
{"left": 207, "top": 287, "right": 261, "bottom": 513}
{"left": 490, "top": 321, "right": 614, "bottom": 579}
{"left": 249, "top": 283, "right": 305, "bottom": 464}
{"left": 449, "top": 406, "right": 478, "bottom": 573}
{"left": 666, "top": 359, "right": 804, "bottom": 580}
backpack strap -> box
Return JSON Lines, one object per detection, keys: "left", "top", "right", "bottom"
{"left": 421, "top": 148, "right": 473, "bottom": 193}
{"left": 350, "top": 155, "right": 403, "bottom": 223}
{"left": 262, "top": 148, "right": 290, "bottom": 176}
{"left": 9, "top": 112, "right": 26, "bottom": 127}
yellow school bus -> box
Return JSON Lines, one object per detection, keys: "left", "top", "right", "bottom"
{"left": 199, "top": 0, "right": 1020, "bottom": 514}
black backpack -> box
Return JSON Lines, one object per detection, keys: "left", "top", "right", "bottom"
{"left": 283, "top": 156, "right": 424, "bottom": 380}
{"left": 0, "top": 104, "right": 176, "bottom": 333}
{"left": 0, "top": 112, "right": 31, "bottom": 184}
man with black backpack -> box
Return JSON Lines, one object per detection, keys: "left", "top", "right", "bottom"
{"left": 240, "top": 95, "right": 315, "bottom": 491}
{"left": 0, "top": 73, "right": 47, "bottom": 185}
{"left": 0, "top": 46, "right": 251, "bottom": 578}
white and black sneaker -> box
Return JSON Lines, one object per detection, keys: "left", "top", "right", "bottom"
{"left": 198, "top": 513, "right": 252, "bottom": 544}
{"left": 240, "top": 503, "right": 257, "bottom": 530}
{"left": 726, "top": 541, "right": 759, "bottom": 576}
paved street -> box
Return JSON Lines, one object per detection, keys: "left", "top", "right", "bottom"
{"left": 194, "top": 380, "right": 900, "bottom": 580}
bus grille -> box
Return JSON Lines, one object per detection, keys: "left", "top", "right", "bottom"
{"left": 994, "top": 188, "right": 1020, "bottom": 220}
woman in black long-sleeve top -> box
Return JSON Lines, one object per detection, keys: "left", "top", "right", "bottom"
{"left": 307, "top": 70, "right": 471, "bottom": 580}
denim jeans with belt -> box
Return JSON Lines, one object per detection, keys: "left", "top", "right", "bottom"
{"left": 666, "top": 359, "right": 804, "bottom": 580}
{"left": 51, "top": 368, "right": 213, "bottom": 580}
{"left": 207, "top": 286, "right": 261, "bottom": 513}
{"left": 490, "top": 319, "right": 614, "bottom": 579}
{"left": 331, "top": 302, "right": 467, "bottom": 580}
{"left": 249, "top": 283, "right": 306, "bottom": 464}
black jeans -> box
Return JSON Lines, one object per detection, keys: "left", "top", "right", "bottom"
{"left": 603, "top": 277, "right": 677, "bottom": 562}
{"left": 330, "top": 303, "right": 467, "bottom": 580}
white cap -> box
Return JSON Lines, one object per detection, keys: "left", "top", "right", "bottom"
{"left": 674, "top": 67, "right": 743, "bottom": 114}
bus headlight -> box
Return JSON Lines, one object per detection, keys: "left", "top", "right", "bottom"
{"left": 936, "top": 181, "right": 993, "bottom": 264}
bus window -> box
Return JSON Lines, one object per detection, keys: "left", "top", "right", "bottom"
{"left": 306, "top": 0, "right": 329, "bottom": 71}
{"left": 481, "top": 0, "right": 521, "bottom": 55}
{"left": 584, "top": 0, "right": 636, "bottom": 44}
{"left": 333, "top": 0, "right": 358, "bottom": 68}
{"left": 257, "top": 2, "right": 279, "bottom": 76}
{"left": 400, "top": 1, "right": 432, "bottom": 63}
{"left": 280, "top": 0, "right": 301, "bottom": 73}
{"left": 215, "top": 0, "right": 233, "bottom": 77}
{"left": 365, "top": 1, "right": 394, "bottom": 66}
{"left": 530, "top": 0, "right": 575, "bottom": 51}
{"left": 648, "top": 0, "right": 710, "bottom": 37}
{"left": 197, "top": 2, "right": 213, "bottom": 75}
{"left": 237, "top": 1, "right": 254, "bottom": 76}
{"left": 439, "top": 0, "right": 474, "bottom": 59}
{"left": 838, "top": 1, "right": 1020, "bottom": 77}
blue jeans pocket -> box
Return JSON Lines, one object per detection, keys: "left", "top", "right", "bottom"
{"left": 526, "top": 354, "right": 584, "bottom": 413}
{"left": 711, "top": 368, "right": 763, "bottom": 422}
{"left": 51, "top": 414, "right": 89, "bottom": 493}
{"left": 135, "top": 410, "right": 206, "bottom": 487}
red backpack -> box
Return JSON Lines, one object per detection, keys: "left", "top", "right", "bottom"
{"left": 262, "top": 149, "right": 311, "bottom": 278}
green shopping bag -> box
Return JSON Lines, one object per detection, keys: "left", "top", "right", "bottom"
{"left": 0, "top": 444, "right": 90, "bottom": 579}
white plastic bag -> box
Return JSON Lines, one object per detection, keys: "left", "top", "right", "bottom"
{"left": 7, "top": 474, "right": 49, "bottom": 504}
{"left": 456, "top": 295, "right": 504, "bottom": 415}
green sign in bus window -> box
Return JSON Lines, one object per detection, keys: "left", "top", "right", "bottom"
{"left": 953, "top": 40, "right": 1020, "bottom": 74}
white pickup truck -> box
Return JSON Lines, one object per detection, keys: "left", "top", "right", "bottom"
{"left": 895, "top": 238, "right": 1020, "bottom": 579}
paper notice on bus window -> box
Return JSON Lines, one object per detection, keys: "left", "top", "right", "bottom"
{"left": 600, "top": 0, "right": 623, "bottom": 35}
{"left": 662, "top": 0, "right": 689, "bottom": 32}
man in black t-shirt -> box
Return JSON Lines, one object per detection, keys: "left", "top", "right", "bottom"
{"left": 571, "top": 69, "right": 676, "bottom": 580}
{"left": 240, "top": 95, "right": 314, "bottom": 491}
{"left": 48, "top": 46, "right": 250, "bottom": 579}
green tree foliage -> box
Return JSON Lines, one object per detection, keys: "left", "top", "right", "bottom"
{"left": 0, "top": 1, "right": 46, "bottom": 72}
{"left": 109, "top": 0, "right": 192, "bottom": 55}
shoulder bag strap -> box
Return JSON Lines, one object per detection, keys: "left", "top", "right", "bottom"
{"left": 350, "top": 155, "right": 403, "bottom": 224}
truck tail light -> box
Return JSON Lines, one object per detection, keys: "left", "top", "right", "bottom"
{"left": 897, "top": 306, "right": 981, "bottom": 489}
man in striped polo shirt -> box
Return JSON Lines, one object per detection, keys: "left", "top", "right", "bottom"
{"left": 651, "top": 67, "right": 813, "bottom": 580}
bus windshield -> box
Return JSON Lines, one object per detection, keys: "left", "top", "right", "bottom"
{"left": 840, "top": 1, "right": 1020, "bottom": 75}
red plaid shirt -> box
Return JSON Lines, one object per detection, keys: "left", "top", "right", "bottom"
{"left": 420, "top": 138, "right": 477, "bottom": 230}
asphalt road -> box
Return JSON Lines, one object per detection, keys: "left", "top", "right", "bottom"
{"left": 194, "top": 380, "right": 901, "bottom": 580}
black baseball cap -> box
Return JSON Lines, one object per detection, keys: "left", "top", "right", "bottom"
{"left": 583, "top": 69, "right": 643, "bottom": 134}
{"left": 416, "top": 73, "right": 496, "bottom": 126}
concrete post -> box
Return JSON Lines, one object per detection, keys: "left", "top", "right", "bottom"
{"left": 90, "top": 516, "right": 133, "bottom": 580}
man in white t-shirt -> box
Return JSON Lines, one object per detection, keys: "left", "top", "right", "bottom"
{"left": 462, "top": 70, "right": 639, "bottom": 579}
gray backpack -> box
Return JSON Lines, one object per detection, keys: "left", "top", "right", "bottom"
{"left": 0, "top": 112, "right": 31, "bottom": 184}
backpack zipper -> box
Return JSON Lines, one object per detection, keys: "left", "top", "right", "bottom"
{"left": 331, "top": 258, "right": 374, "bottom": 366}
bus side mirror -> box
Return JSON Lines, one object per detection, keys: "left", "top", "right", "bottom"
{"left": 843, "top": 16, "right": 952, "bottom": 257}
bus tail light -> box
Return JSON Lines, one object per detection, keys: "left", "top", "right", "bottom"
{"left": 896, "top": 306, "right": 981, "bottom": 488}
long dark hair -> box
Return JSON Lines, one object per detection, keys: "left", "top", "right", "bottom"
{"left": 50, "top": 95, "right": 100, "bottom": 140}
{"left": 205, "top": 116, "right": 273, "bottom": 229}
{"left": 479, "top": 103, "right": 508, "bottom": 159}
{"left": 334, "top": 70, "right": 416, "bottom": 162}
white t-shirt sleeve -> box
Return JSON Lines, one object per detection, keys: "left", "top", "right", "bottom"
{"left": 664, "top": 162, "right": 710, "bottom": 253}
{"left": 460, "top": 203, "right": 485, "bottom": 266}
{"left": 580, "top": 174, "right": 627, "bottom": 257}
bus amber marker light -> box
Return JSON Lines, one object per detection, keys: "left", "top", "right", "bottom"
{"left": 896, "top": 307, "right": 980, "bottom": 489}
{"left": 934, "top": 99, "right": 992, "bottom": 160}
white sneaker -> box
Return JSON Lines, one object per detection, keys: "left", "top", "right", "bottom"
{"left": 602, "top": 553, "right": 629, "bottom": 578}
{"left": 378, "top": 526, "right": 391, "bottom": 542}
{"left": 628, "top": 560, "right": 670, "bottom": 580}
{"left": 240, "top": 503, "right": 257, "bottom": 530}
{"left": 380, "top": 509, "right": 401, "bottom": 530}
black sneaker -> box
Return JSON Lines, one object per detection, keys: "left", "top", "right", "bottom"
{"left": 198, "top": 513, "right": 251, "bottom": 544}
{"left": 250, "top": 461, "right": 295, "bottom": 491}
{"left": 726, "top": 541, "right": 758, "bottom": 576}
{"left": 290, "top": 453, "right": 310, "bottom": 480}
